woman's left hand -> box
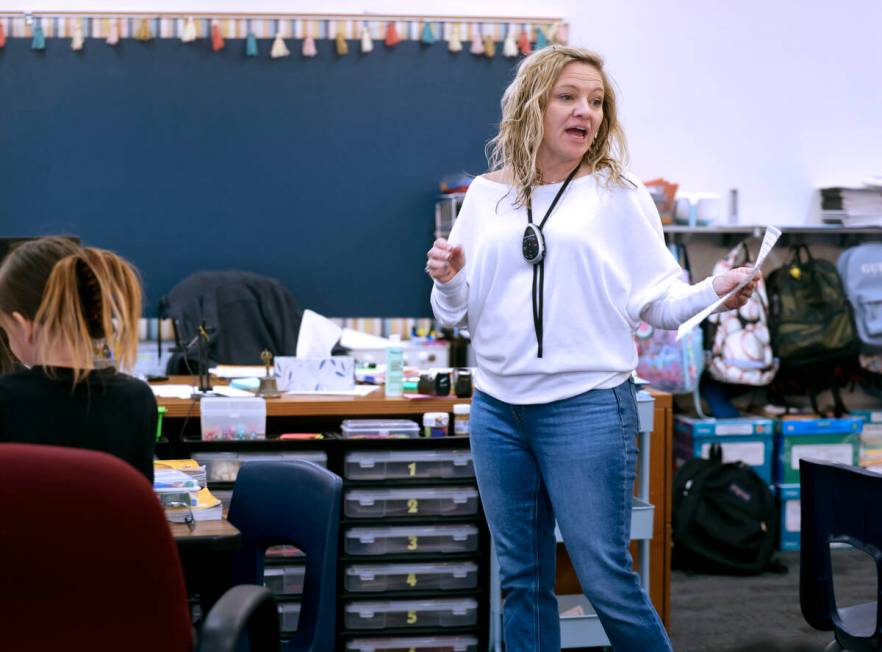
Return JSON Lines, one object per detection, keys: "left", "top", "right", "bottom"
{"left": 712, "top": 266, "right": 761, "bottom": 310}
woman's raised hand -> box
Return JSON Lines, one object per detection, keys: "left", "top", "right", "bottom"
{"left": 426, "top": 238, "right": 466, "bottom": 283}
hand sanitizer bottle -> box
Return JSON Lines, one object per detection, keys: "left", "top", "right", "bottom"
{"left": 385, "top": 334, "right": 404, "bottom": 398}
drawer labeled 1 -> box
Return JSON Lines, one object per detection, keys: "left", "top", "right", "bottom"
{"left": 344, "top": 450, "right": 474, "bottom": 480}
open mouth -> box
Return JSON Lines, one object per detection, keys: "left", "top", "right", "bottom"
{"left": 565, "top": 127, "right": 588, "bottom": 140}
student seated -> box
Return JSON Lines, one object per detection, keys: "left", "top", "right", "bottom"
{"left": 0, "top": 237, "right": 157, "bottom": 482}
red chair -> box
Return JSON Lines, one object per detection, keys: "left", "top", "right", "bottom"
{"left": 0, "top": 443, "right": 279, "bottom": 652}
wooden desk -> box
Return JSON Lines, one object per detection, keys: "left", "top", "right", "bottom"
{"left": 170, "top": 518, "right": 241, "bottom": 554}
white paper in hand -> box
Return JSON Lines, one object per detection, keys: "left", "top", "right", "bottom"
{"left": 675, "top": 225, "right": 781, "bottom": 341}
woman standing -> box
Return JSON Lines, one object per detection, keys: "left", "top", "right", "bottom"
{"left": 428, "top": 46, "right": 756, "bottom": 651}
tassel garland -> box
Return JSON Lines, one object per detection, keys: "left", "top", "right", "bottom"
{"left": 502, "top": 27, "right": 518, "bottom": 58}
{"left": 134, "top": 18, "right": 151, "bottom": 42}
{"left": 71, "top": 19, "right": 85, "bottom": 51}
{"left": 245, "top": 31, "right": 258, "bottom": 56}
{"left": 360, "top": 25, "right": 373, "bottom": 53}
{"left": 335, "top": 26, "right": 348, "bottom": 56}
{"left": 211, "top": 21, "right": 224, "bottom": 51}
{"left": 518, "top": 30, "right": 531, "bottom": 55}
{"left": 181, "top": 17, "right": 197, "bottom": 43}
{"left": 447, "top": 24, "right": 462, "bottom": 53}
{"left": 32, "top": 20, "right": 46, "bottom": 50}
{"left": 483, "top": 34, "right": 495, "bottom": 58}
{"left": 420, "top": 23, "right": 435, "bottom": 45}
{"left": 384, "top": 22, "right": 400, "bottom": 47}
{"left": 270, "top": 32, "right": 289, "bottom": 59}
{"left": 302, "top": 35, "right": 317, "bottom": 57}
{"left": 469, "top": 30, "right": 484, "bottom": 55}
{"left": 535, "top": 26, "right": 548, "bottom": 50}
{"left": 106, "top": 19, "right": 120, "bottom": 46}
{"left": 0, "top": 22, "right": 6, "bottom": 49}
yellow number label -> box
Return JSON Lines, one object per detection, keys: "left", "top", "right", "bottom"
{"left": 407, "top": 462, "right": 416, "bottom": 477}
{"left": 406, "top": 573, "right": 417, "bottom": 587}
{"left": 407, "top": 498, "right": 419, "bottom": 514}
{"left": 406, "top": 611, "right": 418, "bottom": 625}
{"left": 409, "top": 649, "right": 417, "bottom": 652}
{"left": 407, "top": 536, "right": 418, "bottom": 550}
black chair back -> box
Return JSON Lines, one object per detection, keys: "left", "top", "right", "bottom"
{"left": 800, "top": 458, "right": 882, "bottom": 651}
{"left": 228, "top": 460, "right": 342, "bottom": 652}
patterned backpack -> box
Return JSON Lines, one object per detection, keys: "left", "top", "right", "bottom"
{"left": 705, "top": 241, "right": 778, "bottom": 385}
{"left": 635, "top": 244, "right": 704, "bottom": 393}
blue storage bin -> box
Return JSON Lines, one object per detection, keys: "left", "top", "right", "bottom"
{"left": 774, "top": 417, "right": 862, "bottom": 484}
{"left": 776, "top": 483, "right": 801, "bottom": 551}
{"left": 674, "top": 416, "right": 775, "bottom": 484}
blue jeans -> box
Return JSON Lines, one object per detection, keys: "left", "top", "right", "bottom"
{"left": 471, "top": 381, "right": 672, "bottom": 652}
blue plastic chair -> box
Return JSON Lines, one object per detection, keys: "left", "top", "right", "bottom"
{"left": 228, "top": 460, "right": 342, "bottom": 652}
{"left": 800, "top": 458, "right": 882, "bottom": 652}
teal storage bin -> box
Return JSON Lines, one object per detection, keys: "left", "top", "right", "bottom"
{"left": 776, "top": 483, "right": 801, "bottom": 551}
{"left": 674, "top": 416, "right": 775, "bottom": 484}
{"left": 774, "top": 417, "right": 862, "bottom": 484}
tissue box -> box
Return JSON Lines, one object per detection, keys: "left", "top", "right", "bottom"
{"left": 274, "top": 356, "right": 355, "bottom": 392}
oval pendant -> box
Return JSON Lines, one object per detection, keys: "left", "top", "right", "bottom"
{"left": 522, "top": 223, "right": 545, "bottom": 264}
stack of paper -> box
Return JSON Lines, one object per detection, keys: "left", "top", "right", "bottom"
{"left": 820, "top": 186, "right": 882, "bottom": 227}
{"left": 153, "top": 462, "right": 222, "bottom": 522}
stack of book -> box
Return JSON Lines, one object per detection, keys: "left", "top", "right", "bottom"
{"left": 153, "top": 459, "right": 223, "bottom": 522}
{"left": 820, "top": 179, "right": 882, "bottom": 226}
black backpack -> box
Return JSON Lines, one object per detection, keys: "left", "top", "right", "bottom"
{"left": 766, "top": 244, "right": 860, "bottom": 415}
{"left": 672, "top": 444, "right": 780, "bottom": 575}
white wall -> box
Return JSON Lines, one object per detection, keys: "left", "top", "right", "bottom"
{"left": 7, "top": 0, "right": 881, "bottom": 225}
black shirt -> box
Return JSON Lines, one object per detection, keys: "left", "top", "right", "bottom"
{"left": 0, "top": 366, "right": 157, "bottom": 482}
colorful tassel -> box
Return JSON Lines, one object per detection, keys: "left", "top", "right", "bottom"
{"left": 181, "top": 17, "right": 197, "bottom": 43}
{"left": 245, "top": 31, "right": 258, "bottom": 57}
{"left": 384, "top": 22, "right": 400, "bottom": 47}
{"left": 0, "top": 22, "right": 6, "bottom": 49}
{"left": 535, "top": 26, "right": 548, "bottom": 50}
{"left": 335, "top": 25, "right": 348, "bottom": 56}
{"left": 270, "top": 32, "right": 290, "bottom": 59}
{"left": 502, "top": 27, "right": 518, "bottom": 58}
{"left": 420, "top": 22, "right": 435, "bottom": 45}
{"left": 71, "top": 19, "right": 85, "bottom": 51}
{"left": 211, "top": 20, "right": 224, "bottom": 51}
{"left": 32, "top": 19, "right": 45, "bottom": 51}
{"left": 483, "top": 34, "right": 495, "bottom": 58}
{"left": 302, "top": 35, "right": 317, "bottom": 57}
{"left": 360, "top": 24, "right": 373, "bottom": 53}
{"left": 518, "top": 30, "right": 531, "bottom": 55}
{"left": 134, "top": 18, "right": 152, "bottom": 42}
{"left": 552, "top": 22, "right": 568, "bottom": 44}
{"left": 447, "top": 24, "right": 462, "bottom": 53}
{"left": 106, "top": 19, "right": 120, "bottom": 46}
{"left": 469, "top": 30, "right": 484, "bottom": 55}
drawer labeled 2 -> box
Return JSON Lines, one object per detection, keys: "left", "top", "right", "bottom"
{"left": 345, "top": 598, "right": 478, "bottom": 630}
{"left": 345, "top": 561, "right": 479, "bottom": 593}
{"left": 344, "top": 487, "right": 478, "bottom": 519}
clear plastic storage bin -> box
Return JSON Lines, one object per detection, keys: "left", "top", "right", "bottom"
{"left": 213, "top": 488, "right": 234, "bottom": 511}
{"left": 194, "top": 451, "right": 328, "bottom": 483}
{"left": 345, "top": 562, "right": 479, "bottom": 593}
{"left": 344, "top": 450, "right": 474, "bottom": 480}
{"left": 344, "top": 487, "right": 479, "bottom": 519}
{"left": 344, "top": 598, "right": 478, "bottom": 630}
{"left": 200, "top": 397, "right": 266, "bottom": 441}
{"left": 264, "top": 564, "right": 306, "bottom": 595}
{"left": 341, "top": 419, "right": 420, "bottom": 439}
{"left": 278, "top": 601, "right": 301, "bottom": 634}
{"left": 345, "top": 525, "right": 479, "bottom": 556}
{"left": 266, "top": 545, "right": 304, "bottom": 559}
{"left": 346, "top": 635, "right": 479, "bottom": 652}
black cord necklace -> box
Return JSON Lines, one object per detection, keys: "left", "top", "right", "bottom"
{"left": 524, "top": 165, "right": 580, "bottom": 358}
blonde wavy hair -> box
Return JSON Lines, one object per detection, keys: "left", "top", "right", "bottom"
{"left": 0, "top": 237, "right": 142, "bottom": 382}
{"left": 486, "top": 45, "right": 630, "bottom": 207}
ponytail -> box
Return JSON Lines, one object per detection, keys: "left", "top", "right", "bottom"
{"left": 0, "top": 237, "right": 142, "bottom": 382}
{"left": 35, "top": 249, "right": 142, "bottom": 380}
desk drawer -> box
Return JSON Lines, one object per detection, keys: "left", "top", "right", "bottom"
{"left": 345, "top": 598, "right": 478, "bottom": 630}
{"left": 264, "top": 564, "right": 305, "bottom": 596}
{"left": 344, "top": 487, "right": 478, "bottom": 519}
{"left": 345, "top": 450, "right": 474, "bottom": 480}
{"left": 345, "top": 562, "right": 478, "bottom": 593}
{"left": 345, "top": 525, "right": 479, "bottom": 556}
{"left": 278, "top": 601, "right": 301, "bottom": 635}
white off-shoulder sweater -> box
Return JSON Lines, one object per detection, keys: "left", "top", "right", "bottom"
{"left": 431, "top": 172, "right": 720, "bottom": 404}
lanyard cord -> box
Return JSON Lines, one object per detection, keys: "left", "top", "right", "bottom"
{"left": 526, "top": 165, "right": 580, "bottom": 358}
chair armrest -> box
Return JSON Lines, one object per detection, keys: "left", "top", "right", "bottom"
{"left": 198, "top": 584, "right": 280, "bottom": 652}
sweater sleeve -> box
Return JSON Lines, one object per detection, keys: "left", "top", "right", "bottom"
{"left": 430, "top": 183, "right": 478, "bottom": 328}
{"left": 625, "top": 181, "right": 721, "bottom": 330}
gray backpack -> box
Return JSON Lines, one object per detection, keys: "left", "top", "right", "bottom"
{"left": 838, "top": 243, "right": 882, "bottom": 351}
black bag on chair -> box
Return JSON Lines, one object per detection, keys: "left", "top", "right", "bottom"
{"left": 672, "top": 444, "right": 779, "bottom": 575}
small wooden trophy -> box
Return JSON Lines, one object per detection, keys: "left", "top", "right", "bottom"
{"left": 257, "top": 349, "right": 281, "bottom": 398}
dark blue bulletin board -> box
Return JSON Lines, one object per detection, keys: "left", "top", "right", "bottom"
{"left": 0, "top": 37, "right": 517, "bottom": 316}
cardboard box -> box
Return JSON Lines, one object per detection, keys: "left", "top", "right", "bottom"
{"left": 674, "top": 416, "right": 775, "bottom": 483}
